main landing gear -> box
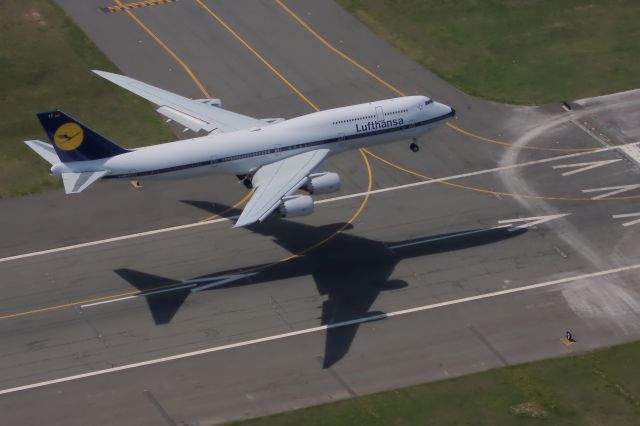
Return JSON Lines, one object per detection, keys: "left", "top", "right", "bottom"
{"left": 409, "top": 139, "right": 420, "bottom": 152}
{"left": 237, "top": 174, "right": 253, "bottom": 189}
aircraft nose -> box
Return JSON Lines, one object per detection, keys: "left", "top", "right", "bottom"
{"left": 450, "top": 106, "right": 456, "bottom": 117}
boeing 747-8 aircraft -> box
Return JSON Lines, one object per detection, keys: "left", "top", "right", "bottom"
{"left": 25, "top": 71, "right": 454, "bottom": 227}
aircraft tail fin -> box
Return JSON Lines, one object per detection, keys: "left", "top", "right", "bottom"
{"left": 36, "top": 110, "right": 130, "bottom": 163}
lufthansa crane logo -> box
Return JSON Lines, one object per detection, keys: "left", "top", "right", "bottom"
{"left": 54, "top": 122, "right": 84, "bottom": 151}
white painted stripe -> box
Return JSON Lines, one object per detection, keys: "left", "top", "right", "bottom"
{"left": 552, "top": 159, "right": 621, "bottom": 176}
{"left": 582, "top": 184, "right": 640, "bottom": 200}
{"left": 612, "top": 212, "right": 640, "bottom": 227}
{"left": 190, "top": 273, "right": 257, "bottom": 292}
{"left": 0, "top": 216, "right": 234, "bottom": 264}
{"left": 388, "top": 224, "right": 519, "bottom": 250}
{"left": 620, "top": 144, "right": 640, "bottom": 165}
{"left": 2, "top": 141, "right": 638, "bottom": 265}
{"left": 497, "top": 214, "right": 570, "bottom": 229}
{"left": 1, "top": 261, "right": 639, "bottom": 396}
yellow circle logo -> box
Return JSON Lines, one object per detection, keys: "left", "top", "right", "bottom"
{"left": 54, "top": 122, "right": 84, "bottom": 151}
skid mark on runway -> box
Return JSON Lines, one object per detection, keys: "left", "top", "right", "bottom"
{"left": 2, "top": 262, "right": 640, "bottom": 396}
{"left": 275, "top": 0, "right": 598, "bottom": 153}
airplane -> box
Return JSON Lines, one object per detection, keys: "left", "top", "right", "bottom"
{"left": 25, "top": 71, "right": 455, "bottom": 227}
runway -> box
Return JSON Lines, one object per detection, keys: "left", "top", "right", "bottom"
{"left": 1, "top": 1, "right": 639, "bottom": 424}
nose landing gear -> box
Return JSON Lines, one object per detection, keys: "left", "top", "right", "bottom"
{"left": 409, "top": 140, "right": 420, "bottom": 152}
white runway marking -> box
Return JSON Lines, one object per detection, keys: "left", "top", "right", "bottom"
{"left": 612, "top": 212, "right": 640, "bottom": 227}
{"left": 552, "top": 159, "right": 621, "bottom": 176}
{"left": 1, "top": 141, "right": 638, "bottom": 265}
{"left": 190, "top": 273, "right": 257, "bottom": 292}
{"left": 388, "top": 214, "right": 568, "bottom": 250}
{"left": 80, "top": 273, "right": 259, "bottom": 309}
{"left": 620, "top": 144, "right": 640, "bottom": 165}
{"left": 497, "top": 214, "right": 570, "bottom": 230}
{"left": 582, "top": 184, "right": 640, "bottom": 200}
{"left": 1, "top": 261, "right": 639, "bottom": 396}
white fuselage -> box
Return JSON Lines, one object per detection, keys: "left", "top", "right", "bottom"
{"left": 59, "top": 96, "right": 454, "bottom": 180}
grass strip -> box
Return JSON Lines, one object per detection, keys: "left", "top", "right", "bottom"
{"left": 0, "top": 0, "right": 174, "bottom": 198}
{"left": 233, "top": 341, "right": 640, "bottom": 425}
{"left": 337, "top": 0, "right": 640, "bottom": 104}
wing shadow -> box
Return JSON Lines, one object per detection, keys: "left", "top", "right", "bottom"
{"left": 116, "top": 202, "right": 526, "bottom": 367}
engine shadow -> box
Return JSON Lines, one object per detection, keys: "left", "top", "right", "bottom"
{"left": 115, "top": 202, "right": 526, "bottom": 368}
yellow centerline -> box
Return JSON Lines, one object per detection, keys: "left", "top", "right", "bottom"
{"left": 0, "top": 0, "right": 373, "bottom": 321}
{"left": 115, "top": 0, "right": 211, "bottom": 98}
{"left": 195, "top": 0, "right": 319, "bottom": 112}
{"left": 275, "top": 0, "right": 598, "bottom": 153}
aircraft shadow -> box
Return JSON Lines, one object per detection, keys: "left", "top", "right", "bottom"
{"left": 115, "top": 202, "right": 526, "bottom": 368}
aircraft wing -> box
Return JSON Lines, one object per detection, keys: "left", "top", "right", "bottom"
{"left": 234, "top": 149, "right": 330, "bottom": 228}
{"left": 93, "top": 70, "right": 265, "bottom": 133}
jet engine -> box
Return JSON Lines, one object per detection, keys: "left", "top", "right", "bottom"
{"left": 278, "top": 195, "right": 314, "bottom": 218}
{"left": 304, "top": 172, "right": 341, "bottom": 195}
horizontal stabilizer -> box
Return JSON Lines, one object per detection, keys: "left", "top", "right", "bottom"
{"left": 24, "top": 140, "right": 59, "bottom": 165}
{"left": 62, "top": 170, "right": 107, "bottom": 194}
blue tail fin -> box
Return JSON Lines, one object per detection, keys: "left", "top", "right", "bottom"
{"left": 37, "top": 110, "right": 130, "bottom": 162}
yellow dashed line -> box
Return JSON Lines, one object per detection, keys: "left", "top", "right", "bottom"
{"left": 275, "top": 0, "right": 597, "bottom": 153}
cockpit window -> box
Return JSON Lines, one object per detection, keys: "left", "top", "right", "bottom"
{"left": 425, "top": 99, "right": 433, "bottom": 106}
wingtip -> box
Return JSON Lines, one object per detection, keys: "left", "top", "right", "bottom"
{"left": 93, "top": 70, "right": 120, "bottom": 80}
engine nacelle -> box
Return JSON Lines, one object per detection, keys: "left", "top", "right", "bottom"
{"left": 304, "top": 172, "right": 341, "bottom": 195}
{"left": 278, "top": 195, "right": 314, "bottom": 218}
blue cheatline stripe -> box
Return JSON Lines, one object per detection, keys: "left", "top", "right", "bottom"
{"left": 104, "top": 111, "right": 453, "bottom": 179}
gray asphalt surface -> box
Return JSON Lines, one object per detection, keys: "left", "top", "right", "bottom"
{"left": 1, "top": 1, "right": 639, "bottom": 424}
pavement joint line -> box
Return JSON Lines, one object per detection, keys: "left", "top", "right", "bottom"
{"left": 2, "top": 140, "right": 638, "bottom": 265}
{"left": 1, "top": 261, "right": 639, "bottom": 396}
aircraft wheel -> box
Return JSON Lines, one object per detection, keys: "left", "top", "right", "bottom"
{"left": 410, "top": 142, "right": 420, "bottom": 152}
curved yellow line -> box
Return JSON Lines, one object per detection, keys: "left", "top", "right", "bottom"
{"left": 363, "top": 148, "right": 640, "bottom": 201}
{"left": 198, "top": 189, "right": 254, "bottom": 223}
{"left": 116, "top": 0, "right": 211, "bottom": 97}
{"left": 195, "top": 0, "right": 319, "bottom": 112}
{"left": 1, "top": 2, "right": 374, "bottom": 321}
{"left": 275, "top": 0, "right": 597, "bottom": 153}
{"left": 445, "top": 122, "right": 598, "bottom": 153}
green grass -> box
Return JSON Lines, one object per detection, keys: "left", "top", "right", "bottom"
{"left": 337, "top": 0, "right": 640, "bottom": 104}
{"left": 0, "top": 0, "right": 174, "bottom": 198}
{"left": 232, "top": 341, "right": 640, "bottom": 425}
